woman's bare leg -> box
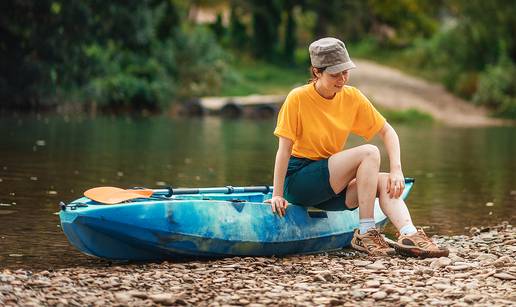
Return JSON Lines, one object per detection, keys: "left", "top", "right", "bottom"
{"left": 328, "top": 144, "right": 380, "bottom": 219}
{"left": 337, "top": 158, "right": 396, "bottom": 256}
{"left": 345, "top": 172, "right": 447, "bottom": 257}
{"left": 376, "top": 173, "right": 413, "bottom": 230}
{"left": 344, "top": 172, "right": 413, "bottom": 231}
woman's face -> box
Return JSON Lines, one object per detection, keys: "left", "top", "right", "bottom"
{"left": 316, "top": 69, "right": 350, "bottom": 93}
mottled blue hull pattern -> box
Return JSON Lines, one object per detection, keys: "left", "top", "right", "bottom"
{"left": 60, "top": 180, "right": 414, "bottom": 260}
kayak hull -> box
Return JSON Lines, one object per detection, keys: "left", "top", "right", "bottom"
{"left": 60, "top": 180, "right": 414, "bottom": 260}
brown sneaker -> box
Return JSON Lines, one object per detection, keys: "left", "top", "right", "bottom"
{"left": 351, "top": 228, "right": 396, "bottom": 256}
{"left": 394, "top": 228, "right": 449, "bottom": 258}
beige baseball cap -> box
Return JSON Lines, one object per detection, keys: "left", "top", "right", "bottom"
{"left": 309, "top": 37, "right": 356, "bottom": 73}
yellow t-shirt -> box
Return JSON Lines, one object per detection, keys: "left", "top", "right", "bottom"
{"left": 274, "top": 83, "right": 386, "bottom": 160}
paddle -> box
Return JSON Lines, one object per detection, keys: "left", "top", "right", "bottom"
{"left": 84, "top": 185, "right": 273, "bottom": 204}
{"left": 84, "top": 187, "right": 154, "bottom": 204}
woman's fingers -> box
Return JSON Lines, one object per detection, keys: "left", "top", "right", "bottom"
{"left": 277, "top": 200, "right": 285, "bottom": 217}
{"left": 389, "top": 178, "right": 398, "bottom": 198}
{"left": 269, "top": 197, "right": 288, "bottom": 216}
{"left": 280, "top": 200, "right": 288, "bottom": 216}
{"left": 392, "top": 179, "right": 405, "bottom": 198}
{"left": 387, "top": 175, "right": 405, "bottom": 198}
{"left": 390, "top": 179, "right": 396, "bottom": 198}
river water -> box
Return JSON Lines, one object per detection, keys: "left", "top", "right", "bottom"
{"left": 0, "top": 114, "right": 514, "bottom": 269}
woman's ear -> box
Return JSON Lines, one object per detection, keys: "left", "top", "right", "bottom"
{"left": 313, "top": 67, "right": 322, "bottom": 79}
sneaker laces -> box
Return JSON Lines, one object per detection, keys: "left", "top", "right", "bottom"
{"left": 368, "top": 229, "right": 390, "bottom": 249}
{"left": 412, "top": 229, "right": 438, "bottom": 248}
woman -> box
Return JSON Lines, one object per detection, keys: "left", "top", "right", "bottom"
{"left": 268, "top": 37, "right": 447, "bottom": 258}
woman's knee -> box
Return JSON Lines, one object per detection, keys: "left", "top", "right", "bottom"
{"left": 328, "top": 145, "right": 380, "bottom": 178}
{"left": 360, "top": 144, "right": 380, "bottom": 163}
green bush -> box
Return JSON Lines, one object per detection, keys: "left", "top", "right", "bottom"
{"left": 83, "top": 27, "right": 230, "bottom": 111}
{"left": 172, "top": 27, "right": 231, "bottom": 99}
{"left": 454, "top": 72, "right": 479, "bottom": 99}
{"left": 84, "top": 43, "right": 174, "bottom": 111}
{"left": 404, "top": 27, "right": 469, "bottom": 92}
{"left": 473, "top": 57, "right": 516, "bottom": 118}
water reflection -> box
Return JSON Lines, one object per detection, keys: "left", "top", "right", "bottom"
{"left": 0, "top": 114, "right": 514, "bottom": 269}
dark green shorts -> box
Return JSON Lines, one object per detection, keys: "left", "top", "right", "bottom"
{"left": 284, "top": 156, "right": 356, "bottom": 211}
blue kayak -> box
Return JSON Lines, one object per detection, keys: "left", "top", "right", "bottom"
{"left": 59, "top": 179, "right": 414, "bottom": 260}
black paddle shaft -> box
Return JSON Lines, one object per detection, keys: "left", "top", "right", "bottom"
{"left": 150, "top": 186, "right": 273, "bottom": 196}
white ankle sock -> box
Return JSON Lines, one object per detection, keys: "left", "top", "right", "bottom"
{"left": 359, "top": 218, "right": 376, "bottom": 234}
{"left": 399, "top": 224, "right": 417, "bottom": 236}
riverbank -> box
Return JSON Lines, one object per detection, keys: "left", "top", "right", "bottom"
{"left": 1, "top": 223, "right": 514, "bottom": 306}
{"left": 4, "top": 57, "right": 512, "bottom": 126}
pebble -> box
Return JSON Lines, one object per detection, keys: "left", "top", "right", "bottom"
{"left": 463, "top": 294, "right": 483, "bottom": 303}
{"left": 448, "top": 264, "right": 470, "bottom": 271}
{"left": 492, "top": 255, "right": 513, "bottom": 267}
{"left": 475, "top": 253, "right": 498, "bottom": 261}
{"left": 365, "top": 262, "right": 387, "bottom": 270}
{"left": 493, "top": 272, "right": 515, "bottom": 280}
{"left": 372, "top": 291, "right": 387, "bottom": 300}
{"left": 364, "top": 280, "right": 380, "bottom": 288}
{"left": 399, "top": 296, "right": 414, "bottom": 304}
{"left": 351, "top": 290, "right": 366, "bottom": 299}
{"left": 353, "top": 260, "right": 372, "bottom": 267}
{"left": 432, "top": 283, "right": 451, "bottom": 290}
{"left": 0, "top": 223, "right": 514, "bottom": 306}
{"left": 430, "top": 257, "right": 451, "bottom": 268}
{"left": 114, "top": 292, "right": 132, "bottom": 303}
{"left": 149, "top": 293, "right": 182, "bottom": 305}
{"left": 128, "top": 290, "right": 147, "bottom": 299}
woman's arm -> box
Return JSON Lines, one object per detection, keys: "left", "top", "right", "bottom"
{"left": 269, "top": 136, "right": 293, "bottom": 216}
{"left": 378, "top": 122, "right": 405, "bottom": 198}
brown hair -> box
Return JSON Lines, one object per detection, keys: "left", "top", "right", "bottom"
{"left": 308, "top": 66, "right": 326, "bottom": 83}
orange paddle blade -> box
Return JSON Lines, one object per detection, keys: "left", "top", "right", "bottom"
{"left": 84, "top": 187, "right": 154, "bottom": 204}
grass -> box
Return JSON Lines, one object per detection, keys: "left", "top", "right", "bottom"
{"left": 220, "top": 56, "right": 308, "bottom": 96}
{"left": 378, "top": 107, "right": 434, "bottom": 124}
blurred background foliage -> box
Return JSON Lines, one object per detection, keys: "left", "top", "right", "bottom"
{"left": 1, "top": 0, "right": 515, "bottom": 118}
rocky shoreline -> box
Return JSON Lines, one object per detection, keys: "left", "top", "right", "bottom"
{"left": 1, "top": 223, "right": 515, "bottom": 306}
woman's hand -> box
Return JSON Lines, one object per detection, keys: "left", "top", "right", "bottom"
{"left": 379, "top": 123, "right": 404, "bottom": 199}
{"left": 387, "top": 170, "right": 405, "bottom": 199}
{"left": 265, "top": 196, "right": 288, "bottom": 217}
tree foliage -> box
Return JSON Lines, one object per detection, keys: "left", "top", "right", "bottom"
{"left": 0, "top": 0, "right": 228, "bottom": 111}
{"left": 1, "top": 0, "right": 514, "bottom": 117}
{"left": 399, "top": 0, "right": 516, "bottom": 116}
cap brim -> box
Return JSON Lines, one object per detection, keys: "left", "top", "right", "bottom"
{"left": 325, "top": 61, "right": 356, "bottom": 73}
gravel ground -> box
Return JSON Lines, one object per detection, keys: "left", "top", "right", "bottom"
{"left": 1, "top": 223, "right": 514, "bottom": 306}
